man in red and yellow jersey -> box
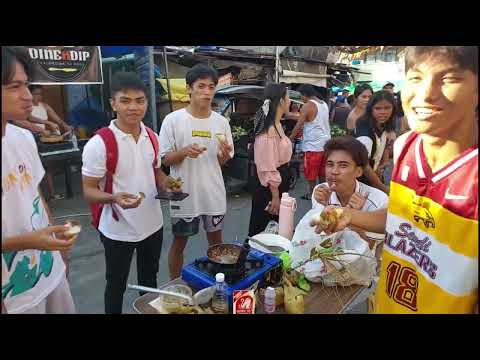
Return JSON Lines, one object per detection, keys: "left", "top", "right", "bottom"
{"left": 314, "top": 46, "right": 478, "bottom": 314}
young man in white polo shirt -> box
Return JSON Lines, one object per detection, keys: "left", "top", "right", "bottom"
{"left": 312, "top": 136, "right": 388, "bottom": 253}
{"left": 82, "top": 72, "right": 176, "bottom": 314}
{"left": 2, "top": 46, "right": 77, "bottom": 314}
{"left": 160, "top": 64, "right": 234, "bottom": 279}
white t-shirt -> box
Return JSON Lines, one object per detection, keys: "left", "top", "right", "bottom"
{"left": 82, "top": 120, "right": 163, "bottom": 242}
{"left": 311, "top": 180, "right": 388, "bottom": 240}
{"left": 357, "top": 132, "right": 388, "bottom": 171}
{"left": 159, "top": 108, "right": 234, "bottom": 218}
{"left": 302, "top": 99, "right": 331, "bottom": 152}
{"left": 2, "top": 124, "right": 66, "bottom": 314}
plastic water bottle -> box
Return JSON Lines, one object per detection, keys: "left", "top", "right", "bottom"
{"left": 71, "top": 130, "right": 79, "bottom": 150}
{"left": 212, "top": 273, "right": 228, "bottom": 314}
{"left": 264, "top": 286, "right": 276, "bottom": 313}
{"left": 278, "top": 192, "right": 297, "bottom": 240}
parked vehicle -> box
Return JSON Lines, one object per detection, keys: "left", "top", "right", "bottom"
{"left": 213, "top": 85, "right": 304, "bottom": 192}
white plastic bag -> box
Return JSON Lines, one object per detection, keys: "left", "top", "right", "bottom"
{"left": 290, "top": 208, "right": 377, "bottom": 286}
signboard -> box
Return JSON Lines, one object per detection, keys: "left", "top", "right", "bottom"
{"left": 25, "top": 46, "right": 103, "bottom": 85}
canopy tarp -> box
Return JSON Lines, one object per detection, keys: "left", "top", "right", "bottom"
{"left": 157, "top": 78, "right": 189, "bottom": 102}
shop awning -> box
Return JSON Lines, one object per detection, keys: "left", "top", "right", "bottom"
{"left": 279, "top": 70, "right": 331, "bottom": 87}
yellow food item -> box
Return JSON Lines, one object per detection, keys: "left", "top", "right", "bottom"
{"left": 309, "top": 208, "right": 343, "bottom": 227}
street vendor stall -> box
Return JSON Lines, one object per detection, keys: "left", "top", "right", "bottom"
{"left": 130, "top": 204, "right": 377, "bottom": 315}
{"left": 133, "top": 278, "right": 364, "bottom": 314}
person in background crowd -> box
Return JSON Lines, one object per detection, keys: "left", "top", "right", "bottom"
{"left": 29, "top": 85, "right": 72, "bottom": 134}
{"left": 347, "top": 94, "right": 355, "bottom": 107}
{"left": 346, "top": 84, "right": 373, "bottom": 135}
{"left": 316, "top": 46, "right": 478, "bottom": 314}
{"left": 332, "top": 90, "right": 352, "bottom": 130}
{"left": 248, "top": 83, "right": 292, "bottom": 236}
{"left": 160, "top": 64, "right": 234, "bottom": 279}
{"left": 355, "top": 90, "right": 397, "bottom": 194}
{"left": 2, "top": 46, "right": 77, "bottom": 314}
{"left": 289, "top": 84, "right": 331, "bottom": 200}
{"left": 382, "top": 82, "right": 395, "bottom": 93}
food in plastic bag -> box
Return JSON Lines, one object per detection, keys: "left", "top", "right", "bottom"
{"left": 283, "top": 276, "right": 307, "bottom": 314}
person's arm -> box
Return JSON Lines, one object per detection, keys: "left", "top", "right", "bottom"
{"left": 217, "top": 121, "right": 234, "bottom": 166}
{"left": 315, "top": 206, "right": 388, "bottom": 235}
{"left": 2, "top": 301, "right": 7, "bottom": 314}
{"left": 44, "top": 103, "right": 71, "bottom": 132}
{"left": 254, "top": 133, "right": 282, "bottom": 215}
{"left": 363, "top": 165, "right": 389, "bottom": 194}
{"left": 28, "top": 114, "right": 59, "bottom": 133}
{"left": 39, "top": 185, "right": 70, "bottom": 275}
{"left": 159, "top": 116, "right": 203, "bottom": 166}
{"left": 2, "top": 226, "right": 77, "bottom": 252}
{"left": 289, "top": 103, "right": 311, "bottom": 140}
{"left": 10, "top": 119, "right": 48, "bottom": 135}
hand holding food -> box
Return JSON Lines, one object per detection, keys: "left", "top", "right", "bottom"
{"left": 313, "top": 184, "right": 332, "bottom": 206}
{"left": 113, "top": 192, "right": 142, "bottom": 209}
{"left": 310, "top": 206, "right": 349, "bottom": 234}
{"left": 29, "top": 225, "right": 78, "bottom": 251}
{"left": 62, "top": 220, "right": 82, "bottom": 238}
{"left": 183, "top": 143, "right": 205, "bottom": 159}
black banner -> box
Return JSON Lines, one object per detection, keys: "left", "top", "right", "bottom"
{"left": 25, "top": 46, "right": 103, "bottom": 85}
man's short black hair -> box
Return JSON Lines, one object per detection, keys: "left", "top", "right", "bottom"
{"left": 186, "top": 64, "right": 218, "bottom": 86}
{"left": 2, "top": 46, "right": 34, "bottom": 85}
{"left": 110, "top": 71, "right": 148, "bottom": 97}
{"left": 324, "top": 135, "right": 369, "bottom": 169}
{"left": 297, "top": 84, "right": 318, "bottom": 98}
{"left": 405, "top": 46, "right": 478, "bottom": 74}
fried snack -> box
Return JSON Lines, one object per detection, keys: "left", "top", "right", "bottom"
{"left": 309, "top": 208, "right": 344, "bottom": 228}
{"left": 64, "top": 220, "right": 82, "bottom": 237}
{"left": 166, "top": 177, "right": 183, "bottom": 190}
{"left": 215, "top": 134, "right": 226, "bottom": 143}
{"left": 138, "top": 192, "right": 146, "bottom": 199}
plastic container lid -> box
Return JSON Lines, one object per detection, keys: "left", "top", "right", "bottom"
{"left": 265, "top": 286, "right": 275, "bottom": 295}
{"left": 215, "top": 273, "right": 225, "bottom": 283}
{"left": 282, "top": 192, "right": 290, "bottom": 199}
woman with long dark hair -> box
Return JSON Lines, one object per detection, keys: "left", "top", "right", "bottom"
{"left": 355, "top": 90, "right": 397, "bottom": 194}
{"left": 248, "top": 84, "right": 292, "bottom": 236}
{"left": 346, "top": 84, "right": 373, "bottom": 135}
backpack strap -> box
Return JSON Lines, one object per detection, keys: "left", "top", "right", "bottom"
{"left": 145, "top": 126, "right": 160, "bottom": 184}
{"left": 96, "top": 127, "right": 119, "bottom": 222}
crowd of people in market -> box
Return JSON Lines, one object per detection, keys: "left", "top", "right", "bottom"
{"left": 2, "top": 45, "right": 478, "bottom": 314}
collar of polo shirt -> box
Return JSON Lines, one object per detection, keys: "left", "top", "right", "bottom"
{"left": 110, "top": 119, "right": 149, "bottom": 139}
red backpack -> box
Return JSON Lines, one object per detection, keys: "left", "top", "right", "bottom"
{"left": 90, "top": 126, "right": 159, "bottom": 229}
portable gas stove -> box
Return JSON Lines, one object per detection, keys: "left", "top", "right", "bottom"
{"left": 181, "top": 246, "right": 283, "bottom": 306}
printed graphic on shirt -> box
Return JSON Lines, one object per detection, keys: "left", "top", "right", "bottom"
{"left": 2, "top": 195, "right": 54, "bottom": 300}
{"left": 2, "top": 163, "right": 33, "bottom": 193}
{"left": 192, "top": 130, "right": 211, "bottom": 138}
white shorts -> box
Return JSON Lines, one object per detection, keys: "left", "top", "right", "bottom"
{"left": 18, "top": 277, "right": 76, "bottom": 314}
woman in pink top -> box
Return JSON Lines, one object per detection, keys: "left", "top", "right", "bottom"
{"left": 248, "top": 84, "right": 293, "bottom": 236}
